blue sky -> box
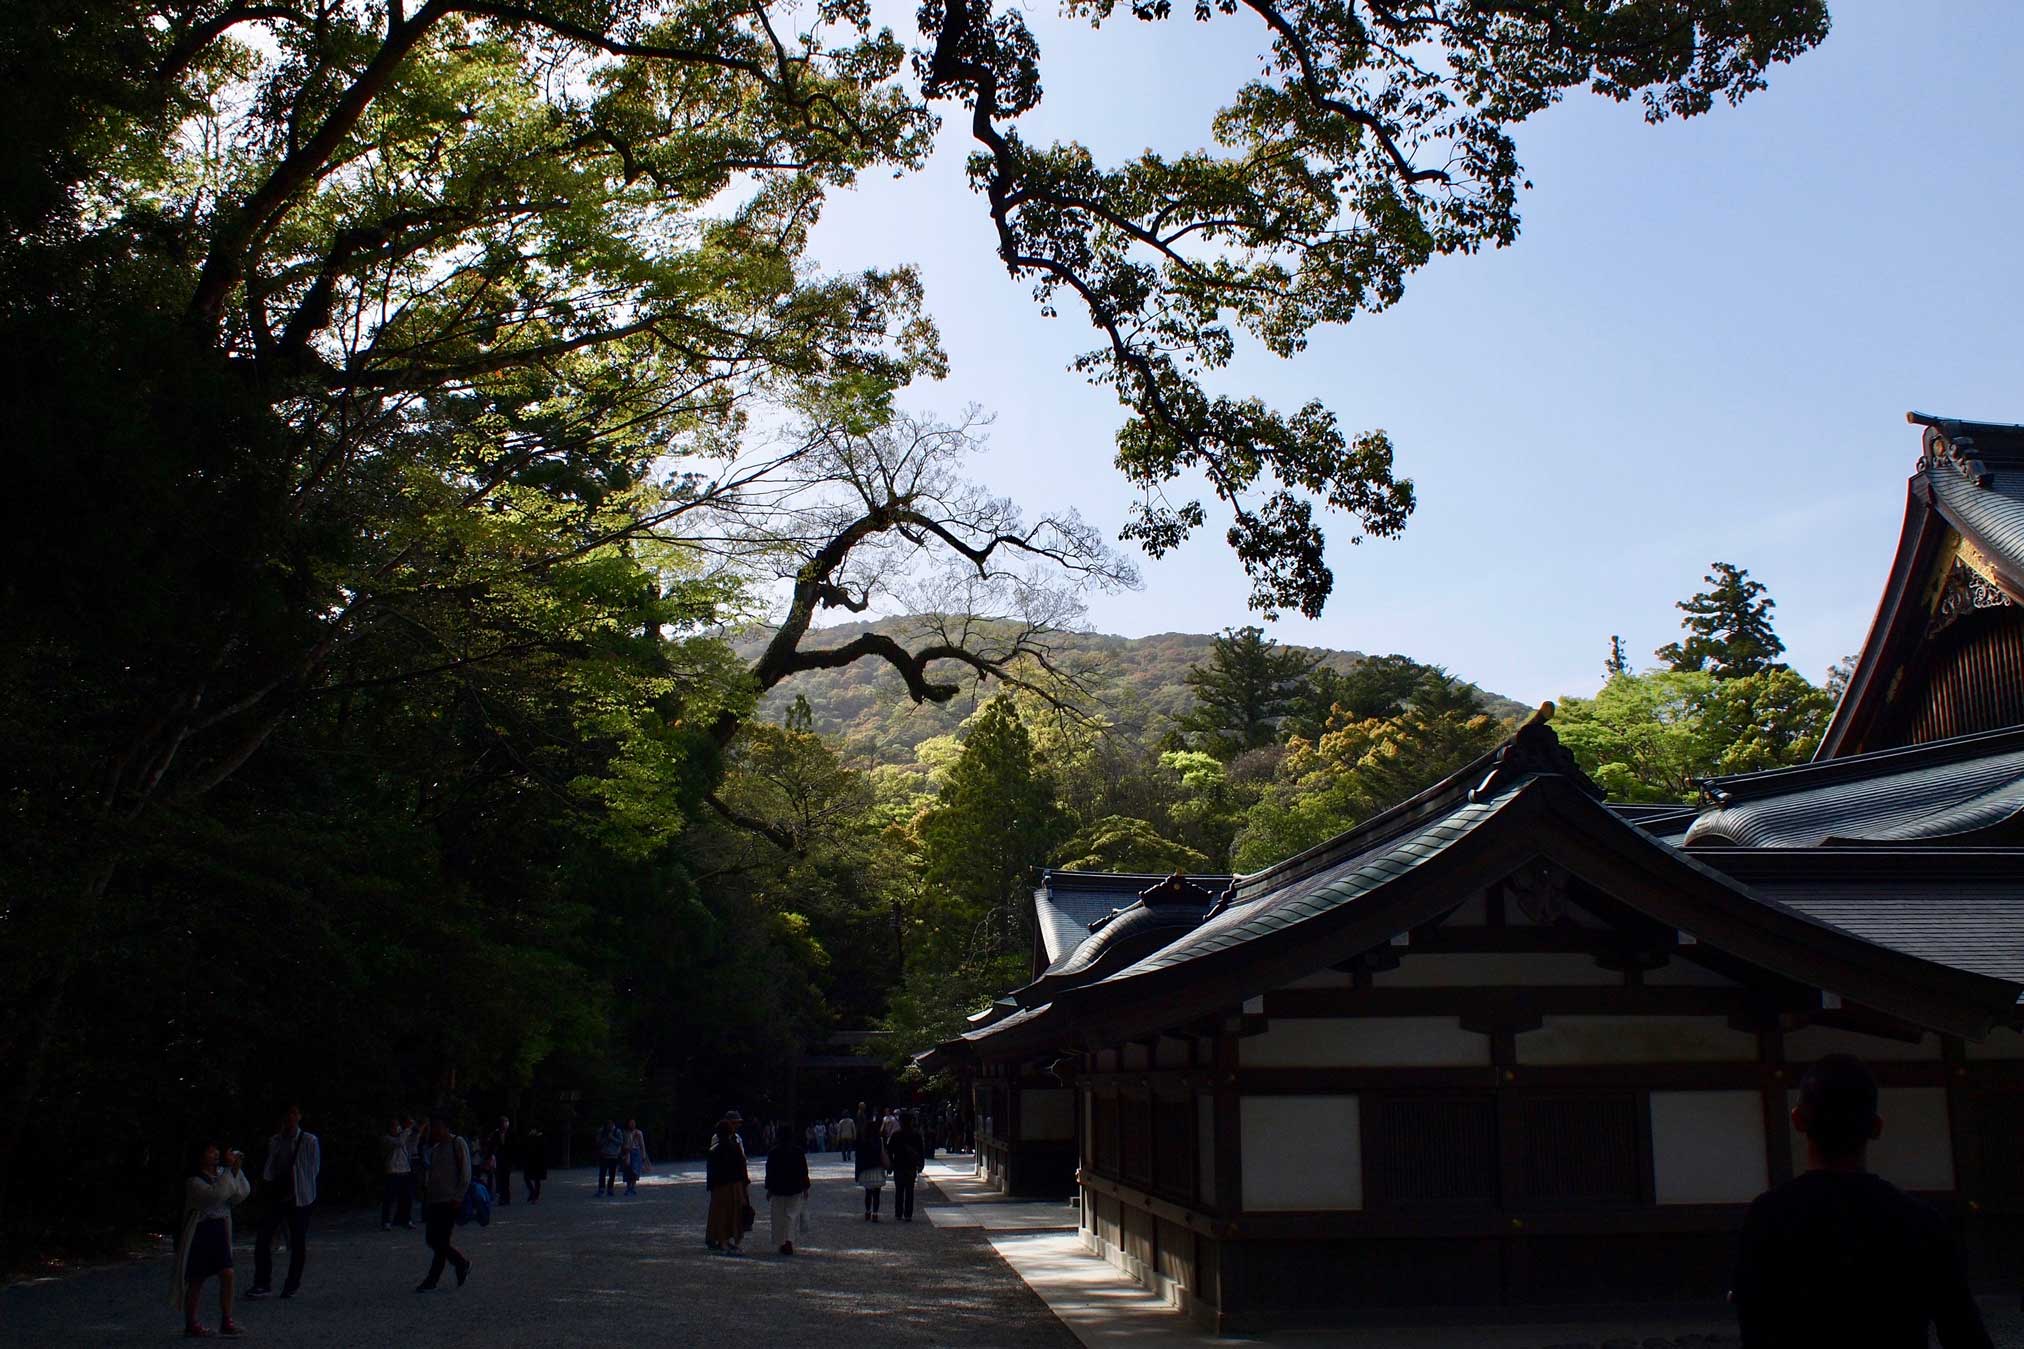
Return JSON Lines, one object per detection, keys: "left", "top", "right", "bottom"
{"left": 808, "top": 2, "right": 2024, "bottom": 707}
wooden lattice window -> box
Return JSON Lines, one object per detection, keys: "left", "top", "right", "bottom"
{"left": 1121, "top": 1092, "right": 1154, "bottom": 1183}
{"left": 1092, "top": 1095, "right": 1119, "bottom": 1175}
{"left": 1975, "top": 1092, "right": 2024, "bottom": 1203}
{"left": 1154, "top": 1094, "right": 1194, "bottom": 1198}
{"left": 1514, "top": 1092, "right": 1642, "bottom": 1206}
{"left": 1364, "top": 1094, "right": 1497, "bottom": 1209}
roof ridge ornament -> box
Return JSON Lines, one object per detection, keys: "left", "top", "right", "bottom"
{"left": 1910, "top": 411, "right": 1994, "bottom": 488}
{"left": 1469, "top": 702, "right": 1607, "bottom": 802}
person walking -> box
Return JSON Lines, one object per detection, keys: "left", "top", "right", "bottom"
{"left": 247, "top": 1105, "right": 319, "bottom": 1301}
{"left": 621, "top": 1118, "right": 649, "bottom": 1195}
{"left": 1734, "top": 1054, "right": 1992, "bottom": 1348}
{"left": 888, "top": 1111, "right": 926, "bottom": 1223}
{"left": 522, "top": 1129, "right": 548, "bottom": 1203}
{"left": 836, "top": 1112, "right": 856, "bottom": 1161}
{"left": 173, "top": 1141, "right": 251, "bottom": 1338}
{"left": 813, "top": 1119, "right": 828, "bottom": 1154}
{"left": 381, "top": 1119, "right": 415, "bottom": 1230}
{"left": 854, "top": 1115, "right": 888, "bottom": 1221}
{"left": 415, "top": 1115, "right": 473, "bottom": 1292}
{"left": 484, "top": 1117, "right": 512, "bottom": 1208}
{"left": 705, "top": 1118, "right": 751, "bottom": 1254}
{"left": 595, "top": 1119, "right": 622, "bottom": 1196}
{"left": 765, "top": 1123, "right": 812, "bottom": 1256}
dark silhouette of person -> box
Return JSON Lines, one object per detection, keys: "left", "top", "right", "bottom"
{"left": 1734, "top": 1053, "right": 1991, "bottom": 1348}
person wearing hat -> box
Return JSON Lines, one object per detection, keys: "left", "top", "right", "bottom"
{"left": 1733, "top": 1054, "right": 1990, "bottom": 1348}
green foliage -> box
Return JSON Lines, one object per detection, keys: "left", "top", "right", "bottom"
{"left": 1231, "top": 668, "right": 1503, "bottom": 870}
{"left": 1179, "top": 625, "right": 1320, "bottom": 756}
{"left": 1056, "top": 815, "right": 1212, "bottom": 874}
{"left": 1553, "top": 668, "right": 1834, "bottom": 802}
{"left": 1656, "top": 563, "right": 1787, "bottom": 678}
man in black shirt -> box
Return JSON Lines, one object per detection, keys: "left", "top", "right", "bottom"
{"left": 1734, "top": 1053, "right": 1991, "bottom": 1348}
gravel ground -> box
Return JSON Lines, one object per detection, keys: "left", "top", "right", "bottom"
{"left": 0, "top": 1158, "right": 1080, "bottom": 1347}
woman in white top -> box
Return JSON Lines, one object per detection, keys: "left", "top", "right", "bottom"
{"left": 172, "top": 1140, "right": 251, "bottom": 1338}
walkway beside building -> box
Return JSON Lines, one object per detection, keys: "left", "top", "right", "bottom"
{"left": 0, "top": 1157, "right": 1077, "bottom": 1347}
{"left": 922, "top": 1158, "right": 2024, "bottom": 1349}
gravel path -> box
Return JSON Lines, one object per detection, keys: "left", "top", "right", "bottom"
{"left": 0, "top": 1158, "right": 1080, "bottom": 1346}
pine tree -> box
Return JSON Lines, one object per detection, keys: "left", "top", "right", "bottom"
{"left": 1604, "top": 635, "right": 1630, "bottom": 680}
{"left": 1180, "top": 626, "right": 1319, "bottom": 756}
{"left": 1655, "top": 563, "right": 1786, "bottom": 679}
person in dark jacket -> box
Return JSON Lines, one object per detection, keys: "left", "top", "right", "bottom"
{"left": 1734, "top": 1054, "right": 1991, "bottom": 1348}
{"left": 887, "top": 1112, "right": 926, "bottom": 1222}
{"left": 853, "top": 1113, "right": 888, "bottom": 1220}
{"left": 704, "top": 1119, "right": 750, "bottom": 1253}
{"left": 521, "top": 1129, "right": 548, "bottom": 1203}
{"left": 764, "top": 1123, "right": 812, "bottom": 1255}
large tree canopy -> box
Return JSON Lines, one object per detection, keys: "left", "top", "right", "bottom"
{"left": 7, "top": 0, "right": 1829, "bottom": 620}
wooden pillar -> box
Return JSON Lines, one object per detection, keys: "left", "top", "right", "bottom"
{"left": 1760, "top": 1022, "right": 1793, "bottom": 1185}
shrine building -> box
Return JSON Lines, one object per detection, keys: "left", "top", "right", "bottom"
{"left": 924, "top": 412, "right": 2024, "bottom": 1333}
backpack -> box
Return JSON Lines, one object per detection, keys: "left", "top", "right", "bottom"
{"left": 458, "top": 1179, "right": 493, "bottom": 1227}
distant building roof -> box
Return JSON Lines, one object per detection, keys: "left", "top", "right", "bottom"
{"left": 1688, "top": 724, "right": 2024, "bottom": 847}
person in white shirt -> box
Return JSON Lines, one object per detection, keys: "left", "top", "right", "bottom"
{"left": 248, "top": 1105, "right": 320, "bottom": 1299}
{"left": 416, "top": 1115, "right": 473, "bottom": 1291}
{"left": 381, "top": 1119, "right": 415, "bottom": 1230}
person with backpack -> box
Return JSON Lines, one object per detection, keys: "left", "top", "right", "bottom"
{"left": 887, "top": 1111, "right": 926, "bottom": 1223}
{"left": 415, "top": 1115, "right": 473, "bottom": 1292}
{"left": 595, "top": 1120, "right": 623, "bottom": 1196}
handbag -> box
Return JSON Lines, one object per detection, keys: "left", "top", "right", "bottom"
{"left": 739, "top": 1200, "right": 756, "bottom": 1234}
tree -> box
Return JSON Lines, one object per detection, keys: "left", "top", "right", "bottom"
{"left": 1605, "top": 636, "right": 1631, "bottom": 680}
{"left": 1055, "top": 816, "right": 1211, "bottom": 875}
{"left": 1656, "top": 563, "right": 1787, "bottom": 678}
{"left": 1179, "top": 626, "right": 1317, "bottom": 756}
{"left": 1231, "top": 667, "right": 1501, "bottom": 869}
{"left": 1553, "top": 667, "right": 1833, "bottom": 802}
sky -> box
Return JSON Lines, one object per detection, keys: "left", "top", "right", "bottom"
{"left": 805, "top": 2, "right": 2024, "bottom": 707}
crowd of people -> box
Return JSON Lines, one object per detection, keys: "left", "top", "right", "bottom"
{"left": 169, "top": 1059, "right": 1997, "bottom": 1344}
{"left": 699, "top": 1103, "right": 940, "bottom": 1256}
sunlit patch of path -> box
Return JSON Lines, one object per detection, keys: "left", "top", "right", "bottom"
{"left": 0, "top": 1157, "right": 1080, "bottom": 1347}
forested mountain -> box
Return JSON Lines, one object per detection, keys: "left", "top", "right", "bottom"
{"left": 744, "top": 619, "right": 1532, "bottom": 764}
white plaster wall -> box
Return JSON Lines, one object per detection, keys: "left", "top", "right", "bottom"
{"left": 1020, "top": 1089, "right": 1075, "bottom": 1141}
{"left": 1239, "top": 1016, "right": 1490, "bottom": 1068}
{"left": 1377, "top": 953, "right": 1621, "bottom": 987}
{"left": 1240, "top": 1095, "right": 1361, "bottom": 1210}
{"left": 1650, "top": 1090, "right": 1768, "bottom": 1204}
{"left": 1966, "top": 1027, "right": 2024, "bottom": 1060}
{"left": 1516, "top": 1015, "right": 1758, "bottom": 1065}
{"left": 1783, "top": 1026, "right": 1941, "bottom": 1064}
{"left": 1785, "top": 1087, "right": 1956, "bottom": 1191}
{"left": 1643, "top": 958, "right": 1743, "bottom": 988}
{"left": 1197, "top": 1095, "right": 1216, "bottom": 1205}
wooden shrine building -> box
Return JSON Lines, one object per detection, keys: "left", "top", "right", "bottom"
{"left": 924, "top": 413, "right": 2024, "bottom": 1333}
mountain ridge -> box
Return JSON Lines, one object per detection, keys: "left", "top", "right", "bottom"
{"left": 741, "top": 618, "right": 1533, "bottom": 765}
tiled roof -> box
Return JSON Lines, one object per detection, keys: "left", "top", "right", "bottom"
{"left": 1687, "top": 725, "right": 2024, "bottom": 847}
{"left": 1033, "top": 871, "right": 1230, "bottom": 971}
{"left": 1696, "top": 851, "right": 2024, "bottom": 987}
{"left": 1916, "top": 415, "right": 2024, "bottom": 589}
{"left": 1101, "top": 787, "right": 1520, "bottom": 983}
